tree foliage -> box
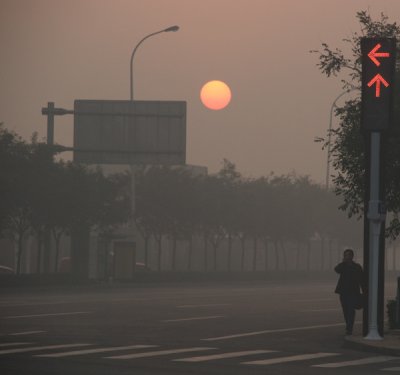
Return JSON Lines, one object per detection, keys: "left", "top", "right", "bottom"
{"left": 312, "top": 10, "right": 400, "bottom": 239}
{"left": 0, "top": 124, "right": 131, "bottom": 273}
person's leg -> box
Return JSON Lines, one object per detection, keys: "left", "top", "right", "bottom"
{"left": 340, "top": 294, "right": 353, "bottom": 334}
{"left": 346, "top": 295, "right": 356, "bottom": 334}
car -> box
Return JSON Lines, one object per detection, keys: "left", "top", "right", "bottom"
{"left": 135, "top": 262, "right": 151, "bottom": 271}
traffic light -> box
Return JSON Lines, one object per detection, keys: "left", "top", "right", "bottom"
{"left": 361, "top": 38, "right": 396, "bottom": 131}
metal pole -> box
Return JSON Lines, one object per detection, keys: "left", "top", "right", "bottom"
{"left": 365, "top": 131, "right": 383, "bottom": 340}
{"left": 46, "top": 102, "right": 55, "bottom": 145}
{"left": 128, "top": 26, "right": 179, "bottom": 270}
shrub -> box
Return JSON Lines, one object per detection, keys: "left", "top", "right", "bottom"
{"left": 386, "top": 299, "right": 400, "bottom": 329}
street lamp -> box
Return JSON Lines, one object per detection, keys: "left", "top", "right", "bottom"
{"left": 325, "top": 88, "right": 357, "bottom": 189}
{"left": 128, "top": 26, "right": 179, "bottom": 262}
{"left": 129, "top": 25, "right": 179, "bottom": 100}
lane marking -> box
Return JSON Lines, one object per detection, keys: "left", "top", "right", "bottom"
{"left": 4, "top": 311, "right": 92, "bottom": 319}
{"left": 299, "top": 309, "right": 341, "bottom": 312}
{"left": 382, "top": 367, "right": 400, "bottom": 371}
{"left": 243, "top": 352, "right": 339, "bottom": 365}
{"left": 163, "top": 315, "right": 225, "bottom": 323}
{"left": 0, "top": 343, "right": 92, "bottom": 355}
{"left": 36, "top": 344, "right": 157, "bottom": 358}
{"left": 177, "top": 304, "right": 231, "bottom": 308}
{"left": 9, "top": 331, "right": 46, "bottom": 336}
{"left": 0, "top": 342, "right": 33, "bottom": 348}
{"left": 106, "top": 347, "right": 216, "bottom": 360}
{"left": 203, "top": 323, "right": 346, "bottom": 341}
{"left": 174, "top": 350, "right": 277, "bottom": 362}
{"left": 294, "top": 298, "right": 336, "bottom": 302}
{"left": 313, "top": 355, "right": 398, "bottom": 368}
{"left": 0, "top": 301, "right": 69, "bottom": 307}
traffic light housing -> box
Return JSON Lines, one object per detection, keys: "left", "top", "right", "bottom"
{"left": 361, "top": 38, "right": 396, "bottom": 131}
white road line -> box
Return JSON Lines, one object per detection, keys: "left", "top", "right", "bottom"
{"left": 243, "top": 352, "right": 339, "bottom": 365}
{"left": 0, "top": 342, "right": 32, "bottom": 348}
{"left": 382, "top": 367, "right": 400, "bottom": 371}
{"left": 299, "top": 309, "right": 341, "bottom": 312}
{"left": 0, "top": 301, "right": 68, "bottom": 307}
{"left": 9, "top": 331, "right": 46, "bottom": 336}
{"left": 203, "top": 323, "right": 345, "bottom": 341}
{"left": 294, "top": 298, "right": 336, "bottom": 302}
{"left": 4, "top": 311, "right": 92, "bottom": 319}
{"left": 177, "top": 304, "right": 231, "bottom": 308}
{"left": 163, "top": 315, "right": 225, "bottom": 323}
{"left": 312, "top": 356, "right": 398, "bottom": 368}
{"left": 106, "top": 347, "right": 216, "bottom": 360}
{"left": 174, "top": 350, "right": 277, "bottom": 362}
{"left": 0, "top": 343, "right": 92, "bottom": 355}
{"left": 35, "top": 344, "right": 157, "bottom": 358}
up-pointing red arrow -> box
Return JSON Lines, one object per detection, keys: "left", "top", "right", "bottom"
{"left": 368, "top": 43, "right": 390, "bottom": 66}
{"left": 367, "top": 74, "right": 389, "bottom": 97}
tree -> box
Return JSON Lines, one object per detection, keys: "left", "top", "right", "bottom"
{"left": 0, "top": 124, "right": 28, "bottom": 237}
{"left": 312, "top": 10, "right": 400, "bottom": 239}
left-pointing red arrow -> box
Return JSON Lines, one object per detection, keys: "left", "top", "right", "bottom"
{"left": 367, "top": 74, "right": 389, "bottom": 97}
{"left": 368, "top": 43, "right": 390, "bottom": 66}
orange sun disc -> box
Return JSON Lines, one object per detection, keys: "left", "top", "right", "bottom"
{"left": 200, "top": 80, "right": 232, "bottom": 110}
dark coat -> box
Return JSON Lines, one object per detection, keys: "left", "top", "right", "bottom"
{"left": 334, "top": 261, "right": 364, "bottom": 295}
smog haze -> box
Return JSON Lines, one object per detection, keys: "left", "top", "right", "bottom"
{"left": 1, "top": 0, "right": 400, "bottom": 181}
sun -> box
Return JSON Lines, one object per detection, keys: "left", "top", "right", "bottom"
{"left": 200, "top": 80, "right": 232, "bottom": 110}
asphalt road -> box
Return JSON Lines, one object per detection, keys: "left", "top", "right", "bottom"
{"left": 0, "top": 279, "right": 399, "bottom": 375}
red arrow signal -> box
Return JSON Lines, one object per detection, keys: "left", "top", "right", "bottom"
{"left": 368, "top": 43, "right": 390, "bottom": 66}
{"left": 367, "top": 73, "right": 389, "bottom": 97}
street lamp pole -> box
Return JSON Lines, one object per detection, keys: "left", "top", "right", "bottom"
{"left": 325, "top": 89, "right": 356, "bottom": 189}
{"left": 128, "top": 26, "right": 179, "bottom": 270}
{"left": 130, "top": 25, "right": 179, "bottom": 100}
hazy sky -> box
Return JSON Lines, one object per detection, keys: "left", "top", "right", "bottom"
{"left": 1, "top": 0, "right": 400, "bottom": 183}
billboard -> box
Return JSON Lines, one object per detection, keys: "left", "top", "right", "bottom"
{"left": 73, "top": 100, "right": 186, "bottom": 165}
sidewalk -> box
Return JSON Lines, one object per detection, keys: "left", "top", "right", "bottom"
{"left": 344, "top": 330, "right": 400, "bottom": 356}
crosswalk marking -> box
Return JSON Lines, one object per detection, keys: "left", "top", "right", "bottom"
{"left": 106, "top": 347, "right": 216, "bottom": 360}
{"left": 313, "top": 356, "right": 398, "bottom": 368}
{"left": 243, "top": 352, "right": 339, "bottom": 365}
{"left": 1, "top": 339, "right": 396, "bottom": 371}
{"left": 35, "top": 344, "right": 157, "bottom": 358}
{"left": 0, "top": 342, "right": 32, "bottom": 348}
{"left": 174, "top": 350, "right": 277, "bottom": 362}
{"left": 0, "top": 343, "right": 92, "bottom": 355}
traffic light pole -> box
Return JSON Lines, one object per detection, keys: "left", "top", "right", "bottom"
{"left": 365, "top": 131, "right": 385, "bottom": 340}
{"left": 360, "top": 37, "right": 396, "bottom": 340}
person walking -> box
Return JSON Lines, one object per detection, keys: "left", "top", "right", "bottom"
{"left": 334, "top": 248, "right": 364, "bottom": 335}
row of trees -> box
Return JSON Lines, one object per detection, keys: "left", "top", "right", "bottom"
{"left": 134, "top": 161, "right": 364, "bottom": 271}
{"left": 1, "top": 122, "right": 365, "bottom": 275}
{"left": 0, "top": 124, "right": 131, "bottom": 274}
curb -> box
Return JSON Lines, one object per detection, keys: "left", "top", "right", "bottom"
{"left": 343, "top": 332, "right": 400, "bottom": 356}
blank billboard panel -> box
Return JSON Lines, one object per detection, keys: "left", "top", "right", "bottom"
{"left": 73, "top": 100, "right": 186, "bottom": 165}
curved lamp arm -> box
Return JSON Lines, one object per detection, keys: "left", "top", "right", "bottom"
{"left": 130, "top": 25, "right": 179, "bottom": 100}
